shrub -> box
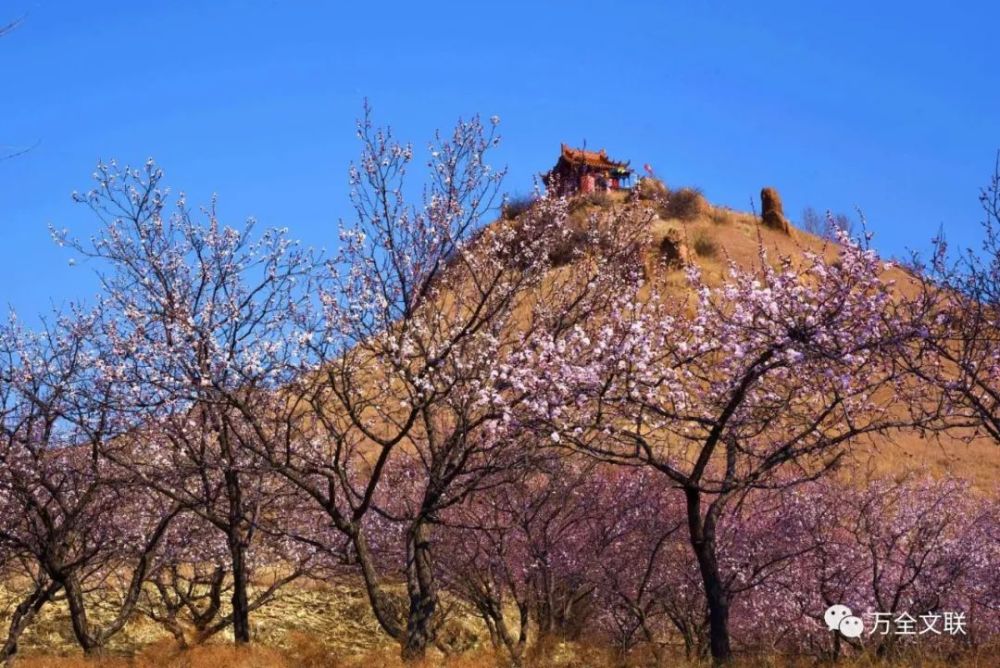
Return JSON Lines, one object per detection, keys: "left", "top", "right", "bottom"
{"left": 636, "top": 176, "right": 668, "bottom": 201}
{"left": 658, "top": 187, "right": 708, "bottom": 221}
{"left": 568, "top": 190, "right": 612, "bottom": 214}
{"left": 501, "top": 195, "right": 535, "bottom": 220}
{"left": 710, "top": 206, "right": 740, "bottom": 225}
{"left": 692, "top": 231, "right": 719, "bottom": 258}
{"left": 548, "top": 228, "right": 591, "bottom": 267}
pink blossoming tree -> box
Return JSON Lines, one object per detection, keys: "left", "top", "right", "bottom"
{"left": 539, "top": 233, "right": 922, "bottom": 664}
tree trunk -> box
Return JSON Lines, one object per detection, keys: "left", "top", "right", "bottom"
{"left": 351, "top": 530, "right": 405, "bottom": 640}
{"left": 401, "top": 519, "right": 437, "bottom": 662}
{"left": 535, "top": 571, "right": 556, "bottom": 639}
{"left": 685, "top": 486, "right": 732, "bottom": 665}
{"left": 640, "top": 615, "right": 665, "bottom": 668}
{"left": 508, "top": 602, "right": 529, "bottom": 668}
{"left": 228, "top": 532, "right": 252, "bottom": 644}
{"left": 682, "top": 631, "right": 694, "bottom": 662}
{"left": 222, "top": 457, "right": 252, "bottom": 645}
{"left": 490, "top": 600, "right": 528, "bottom": 668}
{"left": 63, "top": 575, "right": 100, "bottom": 654}
{"left": 0, "top": 579, "right": 59, "bottom": 663}
{"left": 191, "top": 565, "right": 227, "bottom": 641}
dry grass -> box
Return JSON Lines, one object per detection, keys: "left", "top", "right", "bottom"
{"left": 13, "top": 644, "right": 292, "bottom": 668}
{"left": 709, "top": 205, "right": 759, "bottom": 227}
{"left": 0, "top": 579, "right": 397, "bottom": 663}
{"left": 12, "top": 641, "right": 1000, "bottom": 668}
{"left": 691, "top": 230, "right": 720, "bottom": 258}
{"left": 567, "top": 190, "right": 612, "bottom": 216}
{"left": 658, "top": 186, "right": 709, "bottom": 221}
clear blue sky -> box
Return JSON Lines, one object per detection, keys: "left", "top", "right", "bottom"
{"left": 2, "top": 1, "right": 998, "bottom": 322}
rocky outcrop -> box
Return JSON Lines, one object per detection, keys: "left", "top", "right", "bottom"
{"left": 658, "top": 229, "right": 689, "bottom": 268}
{"left": 760, "top": 186, "right": 790, "bottom": 234}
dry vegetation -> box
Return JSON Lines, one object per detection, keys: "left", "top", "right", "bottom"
{"left": 10, "top": 637, "right": 999, "bottom": 668}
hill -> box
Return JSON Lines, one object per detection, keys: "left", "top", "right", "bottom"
{"left": 503, "top": 183, "right": 1000, "bottom": 489}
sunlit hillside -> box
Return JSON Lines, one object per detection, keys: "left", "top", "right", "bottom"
{"left": 507, "top": 184, "right": 1000, "bottom": 488}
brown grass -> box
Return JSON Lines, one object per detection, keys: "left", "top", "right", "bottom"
{"left": 636, "top": 176, "right": 668, "bottom": 200}
{"left": 659, "top": 187, "right": 709, "bottom": 221}
{"left": 13, "top": 644, "right": 292, "bottom": 668}
{"left": 691, "top": 230, "right": 719, "bottom": 258}
{"left": 12, "top": 641, "right": 1000, "bottom": 668}
{"left": 709, "top": 205, "right": 759, "bottom": 227}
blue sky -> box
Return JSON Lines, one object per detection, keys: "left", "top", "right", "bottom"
{"left": 2, "top": 1, "right": 998, "bottom": 322}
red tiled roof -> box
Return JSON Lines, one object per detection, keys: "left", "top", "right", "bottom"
{"left": 560, "top": 143, "right": 629, "bottom": 169}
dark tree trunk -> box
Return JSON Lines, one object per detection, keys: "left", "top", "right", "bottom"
{"left": 481, "top": 600, "right": 528, "bottom": 668}
{"left": 685, "top": 486, "right": 732, "bottom": 665}
{"left": 401, "top": 519, "right": 437, "bottom": 662}
{"left": 228, "top": 532, "right": 251, "bottom": 644}
{"left": 192, "top": 565, "right": 227, "bottom": 641}
{"left": 0, "top": 579, "right": 59, "bottom": 663}
{"left": 534, "top": 571, "right": 561, "bottom": 640}
{"left": 63, "top": 575, "right": 99, "bottom": 654}
{"left": 350, "top": 530, "right": 405, "bottom": 641}
{"left": 222, "top": 458, "right": 252, "bottom": 645}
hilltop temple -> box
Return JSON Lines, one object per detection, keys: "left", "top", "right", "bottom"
{"left": 542, "top": 144, "right": 633, "bottom": 196}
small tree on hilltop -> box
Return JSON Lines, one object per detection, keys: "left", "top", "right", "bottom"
{"left": 800, "top": 206, "right": 855, "bottom": 240}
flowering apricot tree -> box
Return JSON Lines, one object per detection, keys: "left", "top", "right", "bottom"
{"left": 438, "top": 459, "right": 637, "bottom": 666}
{"left": 3, "top": 107, "right": 996, "bottom": 665}
{"left": 908, "top": 161, "right": 1000, "bottom": 444}
{"left": 0, "top": 311, "right": 178, "bottom": 658}
{"left": 266, "top": 108, "right": 648, "bottom": 660}
{"left": 59, "top": 160, "right": 320, "bottom": 644}
{"left": 537, "top": 233, "right": 920, "bottom": 664}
